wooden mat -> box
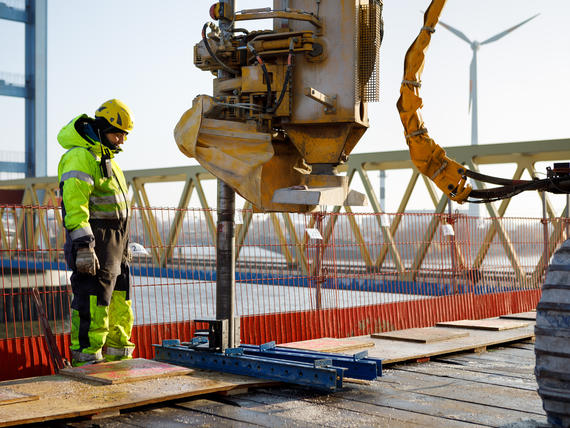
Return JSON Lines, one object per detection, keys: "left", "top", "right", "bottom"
{"left": 0, "top": 369, "right": 274, "bottom": 426}
{"left": 279, "top": 337, "right": 374, "bottom": 353}
{"left": 60, "top": 358, "right": 192, "bottom": 385}
{"left": 372, "top": 327, "right": 469, "bottom": 343}
{"left": 500, "top": 311, "right": 537, "bottom": 321}
{"left": 0, "top": 389, "right": 38, "bottom": 406}
{"left": 367, "top": 323, "right": 536, "bottom": 364}
{"left": 436, "top": 319, "right": 530, "bottom": 331}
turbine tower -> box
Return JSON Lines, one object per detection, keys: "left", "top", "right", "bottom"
{"left": 438, "top": 14, "right": 539, "bottom": 217}
{"left": 438, "top": 14, "right": 539, "bottom": 146}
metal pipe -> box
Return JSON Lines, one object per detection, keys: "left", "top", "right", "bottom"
{"left": 542, "top": 191, "right": 548, "bottom": 268}
{"left": 566, "top": 193, "right": 570, "bottom": 239}
{"left": 448, "top": 198, "right": 457, "bottom": 292}
{"left": 379, "top": 170, "right": 385, "bottom": 211}
{"left": 216, "top": 0, "right": 238, "bottom": 349}
{"left": 275, "top": 0, "right": 289, "bottom": 31}
{"left": 314, "top": 212, "right": 324, "bottom": 310}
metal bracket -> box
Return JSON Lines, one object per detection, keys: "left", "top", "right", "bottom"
{"left": 304, "top": 87, "right": 337, "bottom": 113}
{"left": 192, "top": 318, "right": 239, "bottom": 352}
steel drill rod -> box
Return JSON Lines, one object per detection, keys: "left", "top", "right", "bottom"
{"left": 215, "top": 0, "right": 237, "bottom": 349}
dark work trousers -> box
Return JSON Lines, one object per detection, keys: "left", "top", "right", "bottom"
{"left": 67, "top": 219, "right": 132, "bottom": 359}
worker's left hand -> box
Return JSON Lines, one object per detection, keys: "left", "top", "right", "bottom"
{"left": 124, "top": 247, "right": 133, "bottom": 264}
{"left": 75, "top": 247, "right": 100, "bottom": 275}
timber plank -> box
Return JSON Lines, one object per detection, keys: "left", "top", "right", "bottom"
{"left": 60, "top": 358, "right": 192, "bottom": 385}
{"left": 433, "top": 356, "right": 536, "bottom": 380}
{"left": 439, "top": 347, "right": 535, "bottom": 366}
{"left": 175, "top": 398, "right": 323, "bottom": 428}
{"left": 31, "top": 339, "right": 545, "bottom": 427}
{"left": 376, "top": 368, "right": 545, "bottom": 415}
{"left": 69, "top": 403, "right": 263, "bottom": 428}
{"left": 436, "top": 319, "right": 530, "bottom": 331}
{"left": 500, "top": 311, "right": 537, "bottom": 321}
{"left": 508, "top": 343, "right": 535, "bottom": 351}
{"left": 242, "top": 388, "right": 478, "bottom": 427}
{"left": 372, "top": 327, "right": 469, "bottom": 343}
{"left": 279, "top": 337, "right": 374, "bottom": 353}
{"left": 0, "top": 388, "right": 38, "bottom": 406}
{"left": 395, "top": 363, "right": 538, "bottom": 391}
{"left": 0, "top": 370, "right": 273, "bottom": 427}
{"left": 364, "top": 324, "right": 535, "bottom": 364}
{"left": 258, "top": 384, "right": 547, "bottom": 427}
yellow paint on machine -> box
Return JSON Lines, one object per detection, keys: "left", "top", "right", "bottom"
{"left": 174, "top": 95, "right": 307, "bottom": 212}
{"left": 397, "top": 0, "right": 472, "bottom": 203}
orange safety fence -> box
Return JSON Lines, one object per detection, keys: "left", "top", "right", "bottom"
{"left": 0, "top": 205, "right": 555, "bottom": 380}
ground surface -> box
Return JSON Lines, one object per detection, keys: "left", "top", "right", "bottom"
{"left": 34, "top": 339, "right": 549, "bottom": 428}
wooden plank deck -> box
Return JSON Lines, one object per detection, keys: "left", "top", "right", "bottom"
{"left": 366, "top": 322, "right": 535, "bottom": 364}
{"left": 0, "top": 370, "right": 275, "bottom": 427}
{"left": 1, "top": 314, "right": 547, "bottom": 427}
{"left": 46, "top": 339, "right": 546, "bottom": 428}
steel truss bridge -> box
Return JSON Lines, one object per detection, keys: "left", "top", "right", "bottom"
{"left": 1, "top": 139, "right": 569, "bottom": 285}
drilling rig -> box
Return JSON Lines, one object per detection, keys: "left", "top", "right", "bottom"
{"left": 175, "top": 0, "right": 382, "bottom": 212}
{"left": 173, "top": 1, "right": 569, "bottom": 426}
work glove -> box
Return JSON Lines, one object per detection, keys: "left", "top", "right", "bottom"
{"left": 75, "top": 247, "right": 100, "bottom": 275}
{"left": 124, "top": 246, "right": 133, "bottom": 264}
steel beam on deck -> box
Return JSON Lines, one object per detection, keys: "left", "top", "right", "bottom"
{"left": 154, "top": 339, "right": 342, "bottom": 391}
{"left": 240, "top": 342, "right": 382, "bottom": 380}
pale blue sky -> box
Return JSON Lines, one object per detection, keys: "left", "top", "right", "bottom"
{"left": 1, "top": 0, "right": 569, "bottom": 215}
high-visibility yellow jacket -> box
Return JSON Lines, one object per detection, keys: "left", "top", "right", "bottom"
{"left": 57, "top": 115, "right": 129, "bottom": 244}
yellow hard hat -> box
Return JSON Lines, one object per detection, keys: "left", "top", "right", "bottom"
{"left": 95, "top": 99, "right": 134, "bottom": 133}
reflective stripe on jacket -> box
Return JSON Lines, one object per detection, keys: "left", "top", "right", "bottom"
{"left": 57, "top": 115, "right": 129, "bottom": 237}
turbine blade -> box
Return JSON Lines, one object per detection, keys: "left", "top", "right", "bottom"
{"left": 468, "top": 54, "right": 476, "bottom": 113}
{"left": 481, "top": 14, "right": 540, "bottom": 45}
{"left": 437, "top": 19, "right": 472, "bottom": 44}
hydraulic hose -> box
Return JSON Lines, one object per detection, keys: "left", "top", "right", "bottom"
{"left": 268, "top": 38, "right": 295, "bottom": 114}
{"left": 202, "top": 23, "right": 239, "bottom": 76}
{"left": 397, "top": 1, "right": 570, "bottom": 205}
{"left": 247, "top": 43, "right": 272, "bottom": 112}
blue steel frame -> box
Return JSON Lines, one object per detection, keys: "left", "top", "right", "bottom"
{"left": 0, "top": 0, "right": 47, "bottom": 178}
{"left": 240, "top": 342, "right": 382, "bottom": 380}
{"left": 154, "top": 339, "right": 344, "bottom": 391}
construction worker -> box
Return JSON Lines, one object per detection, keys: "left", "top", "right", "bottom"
{"left": 57, "top": 99, "right": 135, "bottom": 366}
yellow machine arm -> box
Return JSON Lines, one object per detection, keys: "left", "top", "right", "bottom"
{"left": 397, "top": 0, "right": 471, "bottom": 203}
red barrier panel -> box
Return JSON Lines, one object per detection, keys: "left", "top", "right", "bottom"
{"left": 239, "top": 289, "right": 540, "bottom": 344}
{"left": 0, "top": 205, "right": 552, "bottom": 380}
{"left": 0, "top": 335, "right": 70, "bottom": 381}
{"left": 1, "top": 288, "right": 538, "bottom": 381}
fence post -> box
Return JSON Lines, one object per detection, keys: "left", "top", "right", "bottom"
{"left": 447, "top": 199, "right": 457, "bottom": 293}
{"left": 542, "top": 191, "right": 548, "bottom": 268}
{"left": 566, "top": 193, "right": 570, "bottom": 239}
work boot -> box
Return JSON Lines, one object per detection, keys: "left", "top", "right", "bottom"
{"left": 71, "top": 358, "right": 105, "bottom": 367}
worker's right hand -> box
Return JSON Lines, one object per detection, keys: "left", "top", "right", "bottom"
{"left": 75, "top": 247, "right": 100, "bottom": 275}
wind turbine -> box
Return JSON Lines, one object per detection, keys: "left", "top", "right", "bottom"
{"left": 437, "top": 14, "right": 539, "bottom": 218}
{"left": 438, "top": 14, "right": 539, "bottom": 147}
